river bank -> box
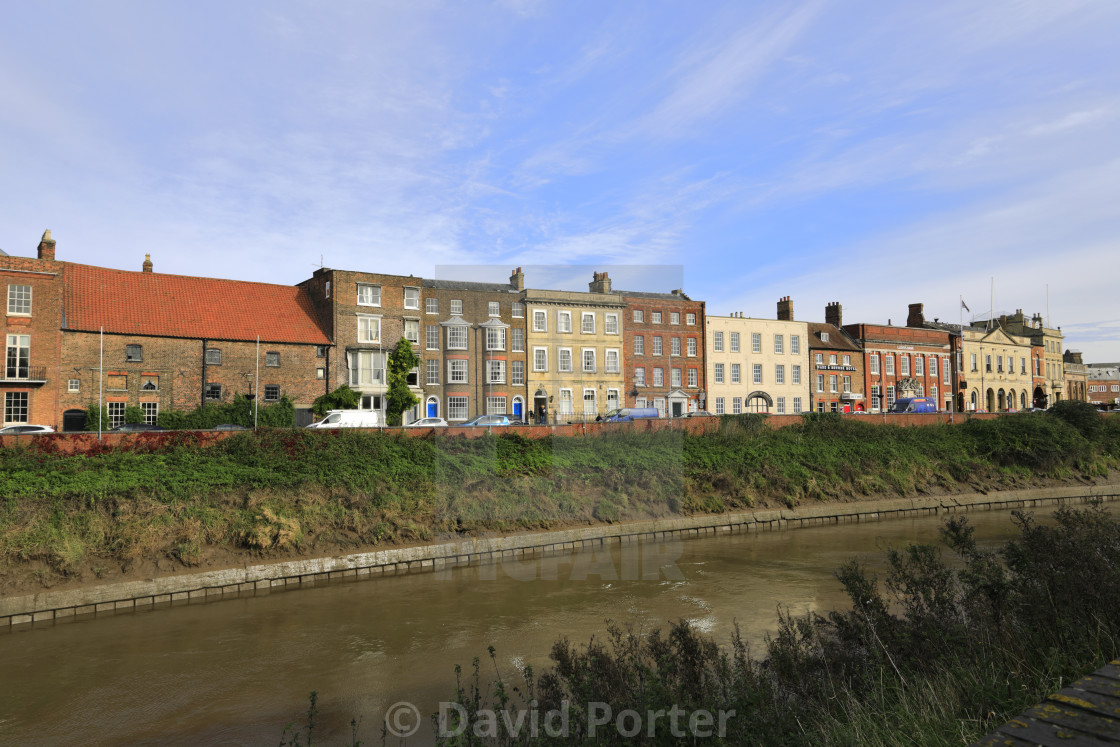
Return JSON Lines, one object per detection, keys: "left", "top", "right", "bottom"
{"left": 2, "top": 408, "right": 1117, "bottom": 601}
{"left": 3, "top": 481, "right": 1118, "bottom": 629}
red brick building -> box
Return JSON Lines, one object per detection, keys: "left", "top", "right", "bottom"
{"left": 1088, "top": 366, "right": 1119, "bottom": 409}
{"left": 844, "top": 304, "right": 954, "bottom": 413}
{"left": 1, "top": 232, "right": 64, "bottom": 427}
{"left": 3, "top": 232, "right": 331, "bottom": 430}
{"left": 807, "top": 303, "right": 865, "bottom": 413}
{"left": 618, "top": 289, "right": 705, "bottom": 416}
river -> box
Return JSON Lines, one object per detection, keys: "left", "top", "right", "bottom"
{"left": 0, "top": 504, "right": 1078, "bottom": 745}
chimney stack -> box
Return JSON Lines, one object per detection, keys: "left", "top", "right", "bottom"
{"left": 906, "top": 302, "right": 925, "bottom": 327}
{"left": 37, "top": 229, "right": 56, "bottom": 261}
{"left": 509, "top": 267, "right": 524, "bottom": 291}
{"left": 142, "top": 253, "right": 153, "bottom": 273}
{"left": 825, "top": 302, "right": 842, "bottom": 328}
{"left": 589, "top": 271, "right": 612, "bottom": 294}
{"left": 776, "top": 296, "right": 793, "bottom": 321}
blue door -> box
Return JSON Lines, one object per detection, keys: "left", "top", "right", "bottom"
{"left": 513, "top": 400, "right": 522, "bottom": 419}
{"left": 427, "top": 400, "right": 438, "bottom": 417}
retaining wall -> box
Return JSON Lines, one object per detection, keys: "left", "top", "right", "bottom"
{"left": 0, "top": 411, "right": 1008, "bottom": 453}
{"left": 3, "top": 483, "right": 1117, "bottom": 630}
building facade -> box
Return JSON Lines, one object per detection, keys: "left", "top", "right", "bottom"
{"left": 1062, "top": 350, "right": 1088, "bottom": 403}
{"left": 621, "top": 287, "right": 705, "bottom": 416}
{"left": 956, "top": 323, "right": 1035, "bottom": 412}
{"left": 997, "top": 311, "right": 1065, "bottom": 407}
{"left": 524, "top": 274, "right": 626, "bottom": 423}
{"left": 806, "top": 303, "right": 865, "bottom": 413}
{"left": 706, "top": 298, "right": 809, "bottom": 416}
{"left": 1, "top": 232, "right": 64, "bottom": 427}
{"left": 419, "top": 271, "right": 527, "bottom": 422}
{"left": 844, "top": 304, "right": 953, "bottom": 413}
{"left": 1087, "top": 366, "right": 1120, "bottom": 409}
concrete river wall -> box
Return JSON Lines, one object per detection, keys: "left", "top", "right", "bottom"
{"left": 2, "top": 483, "right": 1117, "bottom": 629}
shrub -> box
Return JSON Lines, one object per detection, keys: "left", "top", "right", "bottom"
{"left": 1047, "top": 399, "right": 1104, "bottom": 440}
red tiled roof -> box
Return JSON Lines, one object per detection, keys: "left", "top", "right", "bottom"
{"left": 63, "top": 263, "right": 331, "bottom": 344}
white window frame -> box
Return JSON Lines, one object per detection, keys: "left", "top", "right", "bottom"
{"left": 512, "top": 328, "right": 525, "bottom": 352}
{"left": 7, "top": 285, "right": 31, "bottom": 316}
{"left": 559, "top": 389, "right": 573, "bottom": 415}
{"left": 486, "top": 327, "right": 506, "bottom": 351}
{"left": 752, "top": 333, "right": 761, "bottom": 354}
{"left": 357, "top": 283, "right": 381, "bottom": 307}
{"left": 512, "top": 302, "right": 524, "bottom": 318}
{"left": 559, "top": 347, "right": 573, "bottom": 372}
{"left": 753, "top": 364, "right": 762, "bottom": 384}
{"left": 488, "top": 301, "right": 500, "bottom": 317}
{"left": 426, "top": 297, "right": 438, "bottom": 315}
{"left": 451, "top": 299, "right": 463, "bottom": 316}
{"left": 775, "top": 365, "right": 785, "bottom": 384}
{"left": 605, "top": 313, "right": 618, "bottom": 335}
{"left": 448, "top": 396, "right": 468, "bottom": 421}
{"left": 634, "top": 335, "right": 645, "bottom": 355}
{"left": 582, "top": 348, "right": 596, "bottom": 373}
{"left": 714, "top": 363, "right": 724, "bottom": 384}
{"left": 633, "top": 309, "right": 644, "bottom": 323}
{"left": 713, "top": 332, "right": 723, "bottom": 352}
{"left": 635, "top": 367, "right": 645, "bottom": 386}
{"left": 581, "top": 312, "right": 595, "bottom": 334}
{"left": 791, "top": 335, "right": 800, "bottom": 355}
{"left": 558, "top": 311, "right": 571, "bottom": 333}
{"left": 653, "top": 368, "right": 664, "bottom": 387}
{"left": 533, "top": 347, "right": 548, "bottom": 372}
{"left": 404, "top": 287, "right": 420, "bottom": 310}
{"left": 792, "top": 365, "right": 801, "bottom": 385}
{"left": 447, "top": 326, "right": 468, "bottom": 350}
{"left": 775, "top": 335, "right": 784, "bottom": 354}
{"left": 730, "top": 333, "right": 739, "bottom": 353}
{"left": 512, "top": 361, "right": 524, "bottom": 385}
{"left": 487, "top": 359, "right": 506, "bottom": 384}
{"left": 605, "top": 349, "right": 620, "bottom": 374}
{"left": 731, "top": 363, "right": 740, "bottom": 384}
{"left": 426, "top": 359, "right": 439, "bottom": 385}
{"left": 448, "top": 359, "right": 468, "bottom": 383}
{"left": 583, "top": 388, "right": 596, "bottom": 415}
{"left": 357, "top": 315, "right": 381, "bottom": 344}
{"left": 687, "top": 368, "right": 697, "bottom": 388}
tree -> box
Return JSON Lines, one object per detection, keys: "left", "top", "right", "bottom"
{"left": 311, "top": 384, "right": 361, "bottom": 418}
{"left": 124, "top": 405, "right": 145, "bottom": 424}
{"left": 385, "top": 338, "right": 420, "bottom": 426}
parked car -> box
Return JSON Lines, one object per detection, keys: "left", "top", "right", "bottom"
{"left": 406, "top": 417, "right": 448, "bottom": 428}
{"left": 459, "top": 415, "right": 510, "bottom": 427}
{"left": 111, "top": 423, "right": 165, "bottom": 432}
{"left": 0, "top": 424, "right": 55, "bottom": 435}
{"left": 685, "top": 410, "right": 715, "bottom": 418}
{"left": 506, "top": 417, "right": 528, "bottom": 426}
{"left": 212, "top": 423, "right": 250, "bottom": 431}
{"left": 306, "top": 410, "right": 381, "bottom": 429}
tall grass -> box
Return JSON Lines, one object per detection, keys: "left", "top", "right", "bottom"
{"left": 1, "top": 409, "right": 1117, "bottom": 579}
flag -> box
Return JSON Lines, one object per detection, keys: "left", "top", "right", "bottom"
{"left": 961, "top": 298, "right": 970, "bottom": 312}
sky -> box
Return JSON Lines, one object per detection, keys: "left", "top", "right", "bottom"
{"left": 2, "top": 1, "right": 1119, "bottom": 361}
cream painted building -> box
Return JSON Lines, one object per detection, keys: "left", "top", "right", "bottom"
{"left": 996, "top": 310, "right": 1065, "bottom": 407}
{"left": 524, "top": 276, "right": 626, "bottom": 423}
{"left": 705, "top": 313, "right": 810, "bottom": 415}
{"left": 958, "top": 324, "right": 1035, "bottom": 412}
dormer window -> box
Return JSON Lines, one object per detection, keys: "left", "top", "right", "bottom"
{"left": 126, "top": 345, "right": 143, "bottom": 362}
{"left": 820, "top": 332, "right": 830, "bottom": 343}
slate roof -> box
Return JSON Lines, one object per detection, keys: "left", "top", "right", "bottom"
{"left": 619, "top": 289, "right": 694, "bottom": 301}
{"left": 63, "top": 263, "right": 331, "bottom": 344}
{"left": 806, "top": 322, "right": 861, "bottom": 351}
{"left": 421, "top": 278, "right": 518, "bottom": 292}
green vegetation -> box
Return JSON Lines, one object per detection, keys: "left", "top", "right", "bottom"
{"left": 385, "top": 338, "right": 420, "bottom": 426}
{"left": 431, "top": 503, "right": 1120, "bottom": 745}
{"left": 312, "top": 384, "right": 361, "bottom": 418}
{"left": 0, "top": 407, "right": 1117, "bottom": 586}
{"left": 156, "top": 394, "right": 295, "bottom": 429}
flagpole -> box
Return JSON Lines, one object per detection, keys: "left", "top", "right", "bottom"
{"left": 254, "top": 335, "right": 260, "bottom": 429}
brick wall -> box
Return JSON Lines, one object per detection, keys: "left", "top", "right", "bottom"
{"left": 58, "top": 331, "right": 327, "bottom": 421}
{"left": 623, "top": 295, "right": 706, "bottom": 410}
{"left": 1, "top": 254, "right": 64, "bottom": 427}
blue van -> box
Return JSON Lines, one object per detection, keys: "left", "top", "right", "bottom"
{"left": 602, "top": 407, "right": 660, "bottom": 423}
{"left": 888, "top": 397, "right": 937, "bottom": 414}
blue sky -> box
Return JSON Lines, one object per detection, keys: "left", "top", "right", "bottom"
{"left": 3, "top": 1, "right": 1119, "bottom": 361}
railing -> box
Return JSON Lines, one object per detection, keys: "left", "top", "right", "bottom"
{"left": 2, "top": 366, "right": 47, "bottom": 382}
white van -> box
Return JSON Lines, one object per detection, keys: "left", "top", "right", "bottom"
{"left": 305, "top": 410, "right": 381, "bottom": 429}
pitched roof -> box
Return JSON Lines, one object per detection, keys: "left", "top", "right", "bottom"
{"left": 63, "top": 263, "right": 331, "bottom": 344}
{"left": 421, "top": 278, "right": 518, "bottom": 292}
{"left": 806, "top": 322, "right": 861, "bottom": 351}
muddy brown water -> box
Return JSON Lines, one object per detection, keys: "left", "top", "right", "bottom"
{"left": 0, "top": 505, "right": 1088, "bottom": 745}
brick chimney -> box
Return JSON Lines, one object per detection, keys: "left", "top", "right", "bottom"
{"left": 907, "top": 302, "right": 925, "bottom": 327}
{"left": 509, "top": 267, "right": 524, "bottom": 291}
{"left": 589, "top": 271, "right": 612, "bottom": 294}
{"left": 37, "top": 229, "right": 56, "bottom": 261}
{"left": 776, "top": 296, "right": 793, "bottom": 321}
{"left": 142, "top": 253, "right": 153, "bottom": 273}
{"left": 825, "top": 302, "right": 842, "bottom": 327}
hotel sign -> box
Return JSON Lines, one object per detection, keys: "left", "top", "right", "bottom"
{"left": 816, "top": 364, "right": 857, "bottom": 371}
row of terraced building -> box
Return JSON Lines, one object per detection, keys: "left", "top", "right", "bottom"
{"left": 0, "top": 231, "right": 1103, "bottom": 430}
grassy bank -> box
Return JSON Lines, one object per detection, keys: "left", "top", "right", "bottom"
{"left": 413, "top": 502, "right": 1120, "bottom": 746}
{"left": 1, "top": 405, "right": 1118, "bottom": 589}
